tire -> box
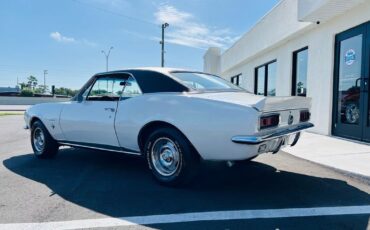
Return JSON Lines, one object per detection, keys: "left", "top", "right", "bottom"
{"left": 345, "top": 103, "right": 360, "bottom": 124}
{"left": 144, "top": 127, "right": 200, "bottom": 187}
{"left": 31, "top": 120, "right": 59, "bottom": 159}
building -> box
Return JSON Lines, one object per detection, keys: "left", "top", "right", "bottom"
{"left": 204, "top": 0, "right": 370, "bottom": 143}
{"left": 0, "top": 86, "right": 20, "bottom": 95}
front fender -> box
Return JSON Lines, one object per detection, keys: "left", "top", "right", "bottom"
{"left": 24, "top": 102, "right": 67, "bottom": 141}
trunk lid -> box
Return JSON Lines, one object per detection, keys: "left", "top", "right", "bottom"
{"left": 188, "top": 91, "right": 311, "bottom": 112}
{"left": 254, "top": 96, "right": 312, "bottom": 112}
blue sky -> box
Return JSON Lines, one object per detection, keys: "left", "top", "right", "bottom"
{"left": 0, "top": 0, "right": 278, "bottom": 89}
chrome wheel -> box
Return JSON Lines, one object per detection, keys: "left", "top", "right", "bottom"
{"left": 33, "top": 127, "right": 45, "bottom": 153}
{"left": 151, "top": 137, "right": 180, "bottom": 177}
{"left": 345, "top": 103, "right": 359, "bottom": 124}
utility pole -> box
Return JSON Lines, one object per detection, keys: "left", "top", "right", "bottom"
{"left": 43, "top": 70, "right": 48, "bottom": 94}
{"left": 160, "top": 23, "right": 169, "bottom": 67}
{"left": 101, "top": 47, "right": 114, "bottom": 72}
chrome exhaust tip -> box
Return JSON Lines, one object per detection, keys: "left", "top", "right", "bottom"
{"left": 290, "top": 132, "right": 301, "bottom": 146}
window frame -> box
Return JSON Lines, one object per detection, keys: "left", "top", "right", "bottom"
{"left": 254, "top": 60, "right": 277, "bottom": 96}
{"left": 230, "top": 73, "right": 241, "bottom": 86}
{"left": 84, "top": 73, "right": 142, "bottom": 102}
{"left": 292, "top": 46, "right": 308, "bottom": 97}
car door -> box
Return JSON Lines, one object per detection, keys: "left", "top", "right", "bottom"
{"left": 60, "top": 74, "right": 126, "bottom": 149}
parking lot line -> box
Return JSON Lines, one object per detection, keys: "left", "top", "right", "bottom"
{"left": 1, "top": 205, "right": 370, "bottom": 230}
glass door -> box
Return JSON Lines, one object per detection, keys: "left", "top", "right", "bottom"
{"left": 362, "top": 22, "right": 370, "bottom": 142}
{"left": 333, "top": 22, "right": 369, "bottom": 141}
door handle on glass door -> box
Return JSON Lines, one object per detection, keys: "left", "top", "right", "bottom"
{"left": 364, "top": 78, "right": 368, "bottom": 92}
{"left": 104, "top": 108, "right": 115, "bottom": 112}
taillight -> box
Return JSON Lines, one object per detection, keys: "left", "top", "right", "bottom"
{"left": 300, "top": 110, "right": 310, "bottom": 122}
{"left": 259, "top": 114, "right": 280, "bottom": 130}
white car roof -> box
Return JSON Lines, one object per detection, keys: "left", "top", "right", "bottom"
{"left": 96, "top": 67, "right": 203, "bottom": 76}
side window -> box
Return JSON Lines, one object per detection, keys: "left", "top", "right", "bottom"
{"left": 87, "top": 77, "right": 124, "bottom": 101}
{"left": 121, "top": 76, "right": 142, "bottom": 99}
{"left": 81, "top": 84, "right": 93, "bottom": 100}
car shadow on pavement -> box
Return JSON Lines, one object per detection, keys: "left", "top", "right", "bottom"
{"left": 3, "top": 148, "right": 370, "bottom": 229}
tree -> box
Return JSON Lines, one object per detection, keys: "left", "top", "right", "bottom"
{"left": 54, "top": 87, "right": 78, "bottom": 97}
{"left": 34, "top": 85, "right": 49, "bottom": 94}
{"left": 19, "top": 82, "right": 28, "bottom": 90}
{"left": 27, "top": 76, "right": 38, "bottom": 90}
{"left": 20, "top": 89, "right": 34, "bottom": 97}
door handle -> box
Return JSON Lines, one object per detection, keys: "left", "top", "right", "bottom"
{"left": 363, "top": 78, "right": 368, "bottom": 92}
{"left": 104, "top": 108, "right": 115, "bottom": 112}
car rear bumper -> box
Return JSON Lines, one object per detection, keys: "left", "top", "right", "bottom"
{"left": 231, "top": 122, "right": 314, "bottom": 145}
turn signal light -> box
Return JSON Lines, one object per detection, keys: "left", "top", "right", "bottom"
{"left": 260, "top": 114, "right": 280, "bottom": 130}
{"left": 300, "top": 110, "right": 310, "bottom": 122}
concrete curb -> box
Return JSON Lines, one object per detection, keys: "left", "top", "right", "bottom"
{"left": 283, "top": 151, "right": 370, "bottom": 186}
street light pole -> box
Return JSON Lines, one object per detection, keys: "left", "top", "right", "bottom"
{"left": 43, "top": 70, "right": 48, "bottom": 93}
{"left": 160, "top": 23, "right": 169, "bottom": 67}
{"left": 101, "top": 46, "right": 114, "bottom": 72}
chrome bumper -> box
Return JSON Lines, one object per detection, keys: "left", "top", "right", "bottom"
{"left": 231, "top": 123, "right": 314, "bottom": 145}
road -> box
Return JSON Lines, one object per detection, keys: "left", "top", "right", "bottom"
{"left": 0, "top": 115, "right": 369, "bottom": 229}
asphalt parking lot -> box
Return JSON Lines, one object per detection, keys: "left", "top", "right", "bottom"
{"left": 0, "top": 115, "right": 369, "bottom": 229}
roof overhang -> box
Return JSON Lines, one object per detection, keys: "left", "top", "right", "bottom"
{"left": 298, "top": 0, "right": 366, "bottom": 23}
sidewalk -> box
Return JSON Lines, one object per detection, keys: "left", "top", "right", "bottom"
{"left": 283, "top": 132, "right": 370, "bottom": 180}
{"left": 0, "top": 105, "right": 29, "bottom": 111}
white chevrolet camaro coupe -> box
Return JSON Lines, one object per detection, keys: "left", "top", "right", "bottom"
{"left": 24, "top": 67, "right": 313, "bottom": 186}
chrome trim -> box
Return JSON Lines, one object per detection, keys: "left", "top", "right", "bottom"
{"left": 231, "top": 122, "right": 314, "bottom": 145}
{"left": 58, "top": 142, "right": 142, "bottom": 155}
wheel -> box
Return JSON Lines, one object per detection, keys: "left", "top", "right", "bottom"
{"left": 31, "top": 120, "right": 59, "bottom": 159}
{"left": 345, "top": 103, "right": 360, "bottom": 124}
{"left": 144, "top": 127, "right": 200, "bottom": 186}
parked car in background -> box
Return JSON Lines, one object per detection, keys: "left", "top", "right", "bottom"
{"left": 24, "top": 68, "right": 313, "bottom": 186}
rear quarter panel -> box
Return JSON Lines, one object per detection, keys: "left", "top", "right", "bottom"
{"left": 115, "top": 93, "right": 260, "bottom": 160}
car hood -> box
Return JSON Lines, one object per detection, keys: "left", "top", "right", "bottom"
{"left": 187, "top": 91, "right": 311, "bottom": 112}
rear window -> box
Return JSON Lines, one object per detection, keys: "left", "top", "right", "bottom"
{"left": 171, "top": 72, "right": 243, "bottom": 91}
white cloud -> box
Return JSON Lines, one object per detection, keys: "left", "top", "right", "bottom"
{"left": 50, "top": 32, "right": 97, "bottom": 47}
{"left": 154, "top": 4, "right": 240, "bottom": 49}
{"left": 90, "top": 0, "right": 131, "bottom": 9}
{"left": 50, "top": 32, "right": 75, "bottom": 43}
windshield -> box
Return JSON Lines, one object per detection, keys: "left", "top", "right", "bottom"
{"left": 171, "top": 72, "right": 244, "bottom": 91}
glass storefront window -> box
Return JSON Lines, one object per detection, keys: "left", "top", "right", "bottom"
{"left": 256, "top": 66, "right": 265, "bottom": 95}
{"left": 267, "top": 62, "right": 276, "bottom": 96}
{"left": 292, "top": 48, "right": 308, "bottom": 97}
{"left": 254, "top": 61, "right": 276, "bottom": 96}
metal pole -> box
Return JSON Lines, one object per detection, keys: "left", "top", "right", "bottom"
{"left": 43, "top": 70, "right": 48, "bottom": 93}
{"left": 106, "top": 55, "right": 108, "bottom": 72}
{"left": 161, "top": 23, "right": 169, "bottom": 67}
{"left": 101, "top": 46, "right": 113, "bottom": 72}
{"left": 161, "top": 25, "right": 164, "bottom": 67}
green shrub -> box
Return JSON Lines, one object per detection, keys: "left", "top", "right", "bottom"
{"left": 20, "top": 89, "right": 34, "bottom": 97}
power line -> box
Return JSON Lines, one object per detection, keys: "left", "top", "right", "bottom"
{"left": 71, "top": 0, "right": 158, "bottom": 26}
